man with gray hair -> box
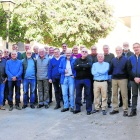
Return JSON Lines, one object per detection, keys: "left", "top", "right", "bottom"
{"left": 91, "top": 53, "right": 109, "bottom": 115}
{"left": 37, "top": 48, "right": 50, "bottom": 109}
{"left": 109, "top": 46, "right": 129, "bottom": 116}
{"left": 71, "top": 45, "right": 81, "bottom": 58}
{"left": 10, "top": 44, "right": 21, "bottom": 60}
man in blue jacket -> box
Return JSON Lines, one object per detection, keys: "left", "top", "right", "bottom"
{"left": 59, "top": 48, "right": 76, "bottom": 112}
{"left": 128, "top": 43, "right": 140, "bottom": 117}
{"left": 109, "top": 46, "right": 128, "bottom": 116}
{"left": 73, "top": 48, "right": 92, "bottom": 115}
{"left": 48, "top": 48, "right": 63, "bottom": 109}
{"left": 6, "top": 51, "right": 23, "bottom": 111}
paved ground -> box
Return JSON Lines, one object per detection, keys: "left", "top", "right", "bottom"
{"left": 0, "top": 89, "right": 140, "bottom": 140}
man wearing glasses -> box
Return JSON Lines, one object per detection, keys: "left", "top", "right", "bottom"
{"left": 48, "top": 48, "right": 64, "bottom": 109}
{"left": 60, "top": 43, "right": 68, "bottom": 56}
{"left": 73, "top": 48, "right": 92, "bottom": 115}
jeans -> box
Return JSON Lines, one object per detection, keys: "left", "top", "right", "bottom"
{"left": 61, "top": 76, "right": 75, "bottom": 108}
{"left": 0, "top": 83, "right": 5, "bottom": 105}
{"left": 37, "top": 79, "right": 49, "bottom": 105}
{"left": 8, "top": 80, "right": 21, "bottom": 106}
{"left": 23, "top": 79, "right": 36, "bottom": 105}
{"left": 53, "top": 77, "right": 62, "bottom": 105}
{"left": 75, "top": 79, "right": 92, "bottom": 111}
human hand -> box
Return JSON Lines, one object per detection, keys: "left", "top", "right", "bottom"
{"left": 49, "top": 79, "right": 52, "bottom": 83}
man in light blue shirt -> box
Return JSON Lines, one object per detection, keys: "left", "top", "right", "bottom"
{"left": 91, "top": 53, "right": 109, "bottom": 115}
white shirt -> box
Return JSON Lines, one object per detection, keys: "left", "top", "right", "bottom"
{"left": 65, "top": 60, "right": 73, "bottom": 76}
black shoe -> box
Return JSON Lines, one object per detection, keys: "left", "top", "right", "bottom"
{"left": 22, "top": 105, "right": 27, "bottom": 109}
{"left": 123, "top": 111, "right": 128, "bottom": 117}
{"left": 16, "top": 105, "right": 22, "bottom": 110}
{"left": 37, "top": 104, "right": 44, "bottom": 108}
{"left": 102, "top": 110, "right": 107, "bottom": 115}
{"left": 108, "top": 104, "right": 112, "bottom": 108}
{"left": 128, "top": 110, "right": 137, "bottom": 117}
{"left": 30, "top": 105, "right": 35, "bottom": 109}
{"left": 70, "top": 108, "right": 74, "bottom": 112}
{"left": 92, "top": 109, "right": 99, "bottom": 114}
{"left": 61, "top": 108, "right": 69, "bottom": 112}
{"left": 110, "top": 110, "right": 119, "bottom": 115}
{"left": 54, "top": 104, "right": 61, "bottom": 110}
{"left": 73, "top": 110, "right": 81, "bottom": 114}
{"left": 9, "top": 106, "right": 13, "bottom": 111}
{"left": 87, "top": 111, "right": 91, "bottom": 115}
{"left": 119, "top": 103, "right": 123, "bottom": 107}
{"left": 128, "top": 103, "right": 132, "bottom": 108}
{"left": 45, "top": 105, "right": 49, "bottom": 109}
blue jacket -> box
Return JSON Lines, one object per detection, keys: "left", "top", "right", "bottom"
{"left": 6, "top": 59, "right": 23, "bottom": 81}
{"left": 127, "top": 54, "right": 140, "bottom": 81}
{"left": 48, "top": 56, "right": 64, "bottom": 82}
{"left": 108, "top": 56, "right": 128, "bottom": 79}
{"left": 59, "top": 57, "right": 76, "bottom": 84}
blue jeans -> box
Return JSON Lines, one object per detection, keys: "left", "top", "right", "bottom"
{"left": 61, "top": 76, "right": 75, "bottom": 108}
{"left": 75, "top": 79, "right": 92, "bottom": 111}
{"left": 0, "top": 83, "right": 5, "bottom": 105}
{"left": 23, "top": 79, "right": 36, "bottom": 105}
{"left": 8, "top": 80, "right": 21, "bottom": 106}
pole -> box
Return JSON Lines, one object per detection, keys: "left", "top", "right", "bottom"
{"left": 6, "top": 13, "right": 9, "bottom": 49}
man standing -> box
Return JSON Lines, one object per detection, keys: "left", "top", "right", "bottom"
{"left": 73, "top": 48, "right": 92, "bottom": 115}
{"left": 2, "top": 49, "right": 11, "bottom": 105}
{"left": 37, "top": 48, "right": 50, "bottom": 109}
{"left": 22, "top": 50, "right": 36, "bottom": 109}
{"left": 0, "top": 50, "right": 7, "bottom": 110}
{"left": 80, "top": 45, "right": 86, "bottom": 52}
{"left": 44, "top": 45, "right": 49, "bottom": 56}
{"left": 10, "top": 44, "right": 21, "bottom": 60}
{"left": 119, "top": 42, "right": 134, "bottom": 107}
{"left": 6, "top": 51, "right": 23, "bottom": 111}
{"left": 48, "top": 48, "right": 64, "bottom": 109}
{"left": 103, "top": 45, "right": 115, "bottom": 108}
{"left": 59, "top": 49, "right": 76, "bottom": 112}
{"left": 20, "top": 44, "right": 31, "bottom": 60}
{"left": 109, "top": 46, "right": 128, "bottom": 116}
{"left": 128, "top": 43, "right": 140, "bottom": 117}
{"left": 91, "top": 53, "right": 109, "bottom": 115}
{"left": 71, "top": 45, "right": 81, "bottom": 58}
{"left": 60, "top": 43, "right": 67, "bottom": 56}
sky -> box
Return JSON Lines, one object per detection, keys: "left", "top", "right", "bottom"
{"left": 107, "top": 0, "right": 140, "bottom": 17}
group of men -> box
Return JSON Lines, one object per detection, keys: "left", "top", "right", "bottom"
{"left": 0, "top": 42, "right": 140, "bottom": 117}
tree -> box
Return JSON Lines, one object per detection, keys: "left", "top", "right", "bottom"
{"left": 0, "top": 0, "right": 116, "bottom": 48}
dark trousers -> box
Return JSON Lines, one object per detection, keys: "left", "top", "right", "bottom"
{"left": 34, "top": 79, "right": 38, "bottom": 103}
{"left": 75, "top": 79, "right": 92, "bottom": 111}
{"left": 8, "top": 80, "right": 21, "bottom": 106}
{"left": 130, "top": 81, "right": 140, "bottom": 110}
{"left": 53, "top": 78, "right": 62, "bottom": 105}
{"left": 107, "top": 79, "right": 112, "bottom": 105}
{"left": 90, "top": 78, "right": 94, "bottom": 103}
{"left": 49, "top": 83, "right": 52, "bottom": 102}
{"left": 119, "top": 80, "right": 131, "bottom": 105}
{"left": 3, "top": 81, "right": 9, "bottom": 104}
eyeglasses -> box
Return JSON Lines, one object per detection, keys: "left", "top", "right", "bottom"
{"left": 82, "top": 51, "right": 87, "bottom": 53}
{"left": 4, "top": 51, "right": 9, "bottom": 53}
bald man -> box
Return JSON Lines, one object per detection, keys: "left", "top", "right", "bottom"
{"left": 73, "top": 48, "right": 92, "bottom": 115}
{"left": 109, "top": 46, "right": 129, "bottom": 116}
{"left": 2, "top": 49, "right": 11, "bottom": 61}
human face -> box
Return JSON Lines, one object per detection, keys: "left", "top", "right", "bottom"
{"left": 26, "top": 50, "right": 32, "bottom": 59}
{"left": 54, "top": 50, "right": 60, "bottom": 58}
{"left": 62, "top": 44, "right": 67, "bottom": 52}
{"left": 49, "top": 48, "right": 54, "bottom": 56}
{"left": 80, "top": 45, "right": 85, "bottom": 51}
{"left": 81, "top": 48, "right": 88, "bottom": 58}
{"left": 97, "top": 55, "right": 104, "bottom": 63}
{"left": 103, "top": 46, "right": 109, "bottom": 55}
{"left": 66, "top": 50, "right": 72, "bottom": 59}
{"left": 25, "top": 44, "right": 30, "bottom": 52}
{"left": 12, "top": 45, "right": 18, "bottom": 51}
{"left": 39, "top": 49, "right": 45, "bottom": 58}
{"left": 0, "top": 51, "right": 2, "bottom": 59}
{"left": 4, "top": 49, "right": 9, "bottom": 58}
{"left": 123, "top": 43, "right": 129, "bottom": 51}
{"left": 91, "top": 47, "right": 97, "bottom": 55}
{"left": 44, "top": 46, "right": 49, "bottom": 54}
{"left": 133, "top": 44, "right": 140, "bottom": 55}
{"left": 33, "top": 46, "right": 38, "bottom": 54}
{"left": 116, "top": 47, "right": 122, "bottom": 57}
{"left": 73, "top": 46, "right": 78, "bottom": 55}
{"left": 11, "top": 52, "right": 17, "bottom": 60}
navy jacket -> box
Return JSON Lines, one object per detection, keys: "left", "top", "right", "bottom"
{"left": 127, "top": 54, "right": 140, "bottom": 81}
{"left": 59, "top": 57, "right": 76, "bottom": 84}
{"left": 0, "top": 59, "right": 6, "bottom": 84}
{"left": 109, "top": 56, "right": 128, "bottom": 79}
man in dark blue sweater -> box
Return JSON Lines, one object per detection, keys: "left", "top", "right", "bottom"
{"left": 6, "top": 51, "right": 23, "bottom": 111}
{"left": 48, "top": 48, "right": 64, "bottom": 109}
{"left": 109, "top": 46, "right": 129, "bottom": 116}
